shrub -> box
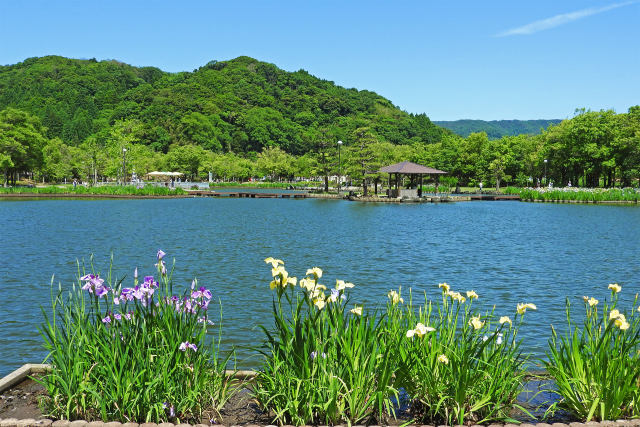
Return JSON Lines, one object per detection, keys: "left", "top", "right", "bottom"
{"left": 38, "top": 251, "right": 235, "bottom": 423}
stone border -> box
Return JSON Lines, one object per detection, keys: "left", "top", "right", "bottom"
{"left": 3, "top": 365, "right": 640, "bottom": 427}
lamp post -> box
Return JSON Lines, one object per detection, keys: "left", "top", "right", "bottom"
{"left": 122, "top": 147, "right": 127, "bottom": 185}
{"left": 337, "top": 140, "right": 343, "bottom": 195}
{"left": 544, "top": 158, "right": 548, "bottom": 186}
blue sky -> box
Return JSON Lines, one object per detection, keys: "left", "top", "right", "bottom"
{"left": 1, "top": 1, "right": 638, "bottom": 120}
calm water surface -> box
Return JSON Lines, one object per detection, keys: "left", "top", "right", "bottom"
{"left": 1, "top": 198, "right": 639, "bottom": 376}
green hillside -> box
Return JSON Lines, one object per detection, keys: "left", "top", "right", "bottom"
{"left": 434, "top": 119, "right": 561, "bottom": 139}
{"left": 0, "top": 55, "right": 445, "bottom": 154}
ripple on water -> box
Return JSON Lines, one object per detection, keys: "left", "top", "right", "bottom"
{"left": 1, "top": 198, "right": 639, "bottom": 375}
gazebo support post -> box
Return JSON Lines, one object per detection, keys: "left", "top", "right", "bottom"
{"left": 419, "top": 174, "right": 423, "bottom": 197}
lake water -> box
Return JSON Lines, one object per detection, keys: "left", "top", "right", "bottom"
{"left": 1, "top": 197, "right": 639, "bottom": 377}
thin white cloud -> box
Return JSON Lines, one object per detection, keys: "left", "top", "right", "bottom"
{"left": 495, "top": 2, "right": 636, "bottom": 37}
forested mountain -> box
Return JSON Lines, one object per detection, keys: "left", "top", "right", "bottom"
{"left": 1, "top": 56, "right": 638, "bottom": 189}
{"left": 434, "top": 119, "right": 561, "bottom": 139}
{"left": 0, "top": 55, "right": 445, "bottom": 155}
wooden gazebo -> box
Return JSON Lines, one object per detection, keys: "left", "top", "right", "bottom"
{"left": 378, "top": 161, "right": 447, "bottom": 198}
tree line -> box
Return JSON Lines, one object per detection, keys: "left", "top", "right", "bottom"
{"left": 2, "top": 106, "right": 638, "bottom": 189}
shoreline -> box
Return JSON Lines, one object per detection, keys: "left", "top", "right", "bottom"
{"left": 1, "top": 191, "right": 639, "bottom": 204}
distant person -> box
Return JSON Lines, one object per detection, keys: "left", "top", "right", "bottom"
{"left": 73, "top": 178, "right": 77, "bottom": 189}
{"left": 479, "top": 182, "right": 483, "bottom": 193}
{"left": 568, "top": 180, "right": 572, "bottom": 187}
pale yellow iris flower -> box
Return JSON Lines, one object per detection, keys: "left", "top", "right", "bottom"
{"left": 517, "top": 303, "right": 537, "bottom": 315}
{"left": 335, "top": 279, "right": 355, "bottom": 291}
{"left": 466, "top": 290, "right": 479, "bottom": 300}
{"left": 406, "top": 322, "right": 435, "bottom": 338}
{"left": 306, "top": 267, "right": 323, "bottom": 278}
{"left": 469, "top": 315, "right": 484, "bottom": 330}
{"left": 608, "top": 283, "right": 622, "bottom": 293}
{"left": 438, "top": 354, "right": 449, "bottom": 364}
{"left": 499, "top": 316, "right": 512, "bottom": 326}
{"left": 350, "top": 306, "right": 363, "bottom": 316}
{"left": 608, "top": 310, "right": 630, "bottom": 330}
{"left": 388, "top": 290, "right": 404, "bottom": 304}
{"left": 446, "top": 290, "right": 466, "bottom": 303}
{"left": 438, "top": 282, "right": 450, "bottom": 293}
{"left": 264, "top": 257, "right": 284, "bottom": 268}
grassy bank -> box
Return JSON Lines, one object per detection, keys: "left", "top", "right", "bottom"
{"left": 0, "top": 185, "right": 187, "bottom": 196}
{"left": 209, "top": 181, "right": 322, "bottom": 189}
{"left": 504, "top": 186, "right": 640, "bottom": 202}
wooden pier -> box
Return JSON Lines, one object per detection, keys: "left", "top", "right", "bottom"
{"left": 187, "top": 190, "right": 308, "bottom": 199}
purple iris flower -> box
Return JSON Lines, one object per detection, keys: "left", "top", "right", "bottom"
{"left": 157, "top": 249, "right": 166, "bottom": 260}
{"left": 197, "top": 316, "right": 214, "bottom": 325}
{"left": 310, "top": 351, "right": 326, "bottom": 360}
{"left": 120, "top": 288, "right": 134, "bottom": 302}
{"left": 201, "top": 287, "right": 212, "bottom": 300}
{"left": 179, "top": 341, "right": 198, "bottom": 352}
{"left": 80, "top": 274, "right": 107, "bottom": 295}
{"left": 132, "top": 286, "right": 144, "bottom": 300}
{"left": 90, "top": 276, "right": 105, "bottom": 287}
{"left": 143, "top": 276, "right": 156, "bottom": 287}
{"left": 162, "top": 402, "right": 175, "bottom": 417}
{"left": 134, "top": 267, "right": 138, "bottom": 280}
{"left": 95, "top": 285, "right": 109, "bottom": 298}
{"left": 102, "top": 315, "right": 111, "bottom": 324}
{"left": 184, "top": 299, "right": 195, "bottom": 314}
{"left": 114, "top": 313, "right": 122, "bottom": 321}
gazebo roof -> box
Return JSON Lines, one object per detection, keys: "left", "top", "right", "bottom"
{"left": 378, "top": 161, "right": 447, "bottom": 175}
